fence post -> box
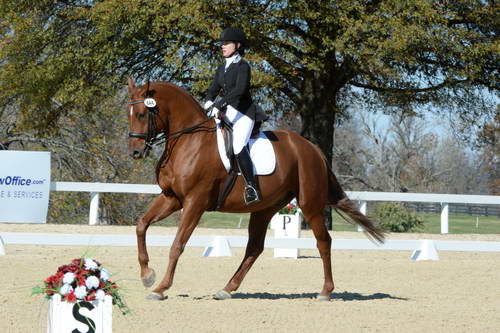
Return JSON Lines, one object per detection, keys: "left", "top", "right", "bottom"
{"left": 89, "top": 192, "right": 100, "bottom": 225}
{"left": 358, "top": 201, "right": 367, "bottom": 232}
{"left": 440, "top": 202, "right": 449, "bottom": 234}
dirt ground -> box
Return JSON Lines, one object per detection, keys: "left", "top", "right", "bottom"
{"left": 1, "top": 224, "right": 499, "bottom": 332}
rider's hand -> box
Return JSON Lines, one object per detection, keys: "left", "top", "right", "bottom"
{"left": 203, "top": 100, "right": 214, "bottom": 110}
{"left": 208, "top": 106, "right": 219, "bottom": 118}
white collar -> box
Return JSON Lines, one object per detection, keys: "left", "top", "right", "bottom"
{"left": 225, "top": 53, "right": 241, "bottom": 70}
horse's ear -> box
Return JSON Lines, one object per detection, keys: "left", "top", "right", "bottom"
{"left": 127, "top": 77, "right": 136, "bottom": 95}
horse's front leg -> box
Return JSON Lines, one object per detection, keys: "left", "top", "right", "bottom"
{"left": 149, "top": 199, "right": 205, "bottom": 300}
{"left": 137, "top": 193, "right": 181, "bottom": 287}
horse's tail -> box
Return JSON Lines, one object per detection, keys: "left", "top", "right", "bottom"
{"left": 326, "top": 161, "right": 385, "bottom": 244}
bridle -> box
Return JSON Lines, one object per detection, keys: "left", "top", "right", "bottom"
{"left": 128, "top": 99, "right": 166, "bottom": 156}
{"left": 128, "top": 98, "right": 214, "bottom": 156}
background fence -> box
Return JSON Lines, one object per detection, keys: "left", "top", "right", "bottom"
{"left": 49, "top": 182, "right": 500, "bottom": 234}
{"left": 405, "top": 202, "right": 500, "bottom": 217}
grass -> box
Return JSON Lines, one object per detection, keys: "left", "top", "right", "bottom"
{"left": 154, "top": 211, "right": 500, "bottom": 234}
{"left": 419, "top": 213, "right": 500, "bottom": 234}
{"left": 155, "top": 211, "right": 251, "bottom": 229}
{"left": 330, "top": 212, "right": 500, "bottom": 234}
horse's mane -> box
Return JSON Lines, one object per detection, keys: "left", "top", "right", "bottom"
{"left": 152, "top": 81, "right": 207, "bottom": 118}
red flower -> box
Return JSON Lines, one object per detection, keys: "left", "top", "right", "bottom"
{"left": 44, "top": 275, "right": 54, "bottom": 284}
{"left": 71, "top": 258, "right": 82, "bottom": 266}
{"left": 76, "top": 274, "right": 86, "bottom": 286}
{"left": 65, "top": 291, "right": 77, "bottom": 303}
{"left": 86, "top": 290, "right": 96, "bottom": 301}
{"left": 44, "top": 273, "right": 64, "bottom": 292}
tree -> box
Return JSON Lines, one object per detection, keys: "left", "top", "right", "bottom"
{"left": 1, "top": 0, "right": 498, "bottom": 224}
{"left": 333, "top": 109, "right": 490, "bottom": 194}
{"left": 1, "top": 0, "right": 498, "bottom": 155}
{"left": 356, "top": 112, "right": 441, "bottom": 192}
{"left": 476, "top": 106, "right": 500, "bottom": 194}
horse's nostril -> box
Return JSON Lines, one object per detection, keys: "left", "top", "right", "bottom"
{"left": 132, "top": 150, "right": 141, "bottom": 158}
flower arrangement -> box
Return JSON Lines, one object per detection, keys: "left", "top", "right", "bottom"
{"left": 279, "top": 199, "right": 299, "bottom": 215}
{"left": 32, "top": 258, "right": 129, "bottom": 315}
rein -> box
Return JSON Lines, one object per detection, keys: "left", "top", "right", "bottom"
{"left": 128, "top": 99, "right": 214, "bottom": 155}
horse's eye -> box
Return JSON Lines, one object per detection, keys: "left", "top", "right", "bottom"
{"left": 138, "top": 113, "right": 146, "bottom": 119}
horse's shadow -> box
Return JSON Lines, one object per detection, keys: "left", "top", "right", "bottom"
{"left": 223, "top": 291, "right": 408, "bottom": 301}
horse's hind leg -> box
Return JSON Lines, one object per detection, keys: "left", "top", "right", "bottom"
{"left": 302, "top": 210, "right": 334, "bottom": 300}
{"left": 137, "top": 193, "right": 181, "bottom": 287}
{"left": 214, "top": 207, "right": 279, "bottom": 300}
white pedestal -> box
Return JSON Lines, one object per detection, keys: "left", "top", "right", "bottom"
{"left": 0, "top": 236, "right": 5, "bottom": 255}
{"left": 47, "top": 294, "right": 112, "bottom": 333}
{"left": 202, "top": 236, "right": 232, "bottom": 257}
{"left": 270, "top": 213, "right": 301, "bottom": 258}
{"left": 410, "top": 239, "right": 440, "bottom": 261}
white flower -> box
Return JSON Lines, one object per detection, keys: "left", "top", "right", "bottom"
{"left": 60, "top": 283, "right": 73, "bottom": 295}
{"left": 63, "top": 272, "right": 75, "bottom": 284}
{"left": 95, "top": 289, "right": 106, "bottom": 301}
{"left": 99, "top": 268, "right": 110, "bottom": 281}
{"left": 74, "top": 285, "right": 87, "bottom": 299}
{"left": 85, "top": 275, "right": 100, "bottom": 290}
{"left": 84, "top": 258, "right": 98, "bottom": 270}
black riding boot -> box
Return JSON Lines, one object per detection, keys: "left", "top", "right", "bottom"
{"left": 235, "top": 148, "right": 261, "bottom": 205}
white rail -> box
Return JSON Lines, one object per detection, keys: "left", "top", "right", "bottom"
{"left": 3, "top": 232, "right": 500, "bottom": 253}
{"left": 50, "top": 182, "right": 500, "bottom": 233}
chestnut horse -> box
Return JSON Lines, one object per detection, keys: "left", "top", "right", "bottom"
{"left": 127, "top": 78, "right": 384, "bottom": 301}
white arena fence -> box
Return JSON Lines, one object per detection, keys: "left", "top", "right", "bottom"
{"left": 50, "top": 182, "right": 500, "bottom": 234}
{"left": 2, "top": 232, "right": 500, "bottom": 261}
{"left": 0, "top": 182, "right": 499, "bottom": 259}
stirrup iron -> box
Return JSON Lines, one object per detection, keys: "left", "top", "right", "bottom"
{"left": 244, "top": 184, "right": 261, "bottom": 205}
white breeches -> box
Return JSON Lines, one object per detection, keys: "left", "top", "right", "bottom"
{"left": 225, "top": 105, "right": 254, "bottom": 154}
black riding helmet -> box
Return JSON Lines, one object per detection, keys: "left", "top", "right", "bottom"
{"left": 220, "top": 27, "right": 247, "bottom": 45}
{"left": 220, "top": 27, "right": 247, "bottom": 55}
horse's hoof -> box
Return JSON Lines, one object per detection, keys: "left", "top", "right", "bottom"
{"left": 214, "top": 290, "right": 232, "bottom": 300}
{"left": 142, "top": 269, "right": 156, "bottom": 288}
{"left": 146, "top": 292, "right": 167, "bottom": 301}
{"left": 316, "top": 294, "right": 331, "bottom": 302}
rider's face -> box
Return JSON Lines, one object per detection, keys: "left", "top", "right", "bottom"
{"left": 221, "top": 41, "right": 239, "bottom": 57}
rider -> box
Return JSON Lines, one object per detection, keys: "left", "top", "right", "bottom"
{"left": 203, "top": 27, "right": 266, "bottom": 205}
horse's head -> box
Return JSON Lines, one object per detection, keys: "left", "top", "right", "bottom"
{"left": 127, "top": 78, "right": 168, "bottom": 159}
{"left": 126, "top": 78, "right": 209, "bottom": 160}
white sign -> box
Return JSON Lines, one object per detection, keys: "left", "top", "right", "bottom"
{"left": 271, "top": 213, "right": 301, "bottom": 258}
{"left": 48, "top": 294, "right": 112, "bottom": 333}
{"left": 0, "top": 151, "right": 51, "bottom": 223}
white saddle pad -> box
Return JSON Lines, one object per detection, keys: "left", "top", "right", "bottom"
{"left": 216, "top": 123, "right": 276, "bottom": 175}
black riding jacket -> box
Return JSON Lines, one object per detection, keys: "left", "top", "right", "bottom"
{"left": 206, "top": 59, "right": 266, "bottom": 121}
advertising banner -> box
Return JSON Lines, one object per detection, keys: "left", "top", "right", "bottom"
{"left": 0, "top": 151, "right": 51, "bottom": 223}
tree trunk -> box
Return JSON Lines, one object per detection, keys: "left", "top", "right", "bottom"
{"left": 298, "top": 73, "right": 338, "bottom": 229}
